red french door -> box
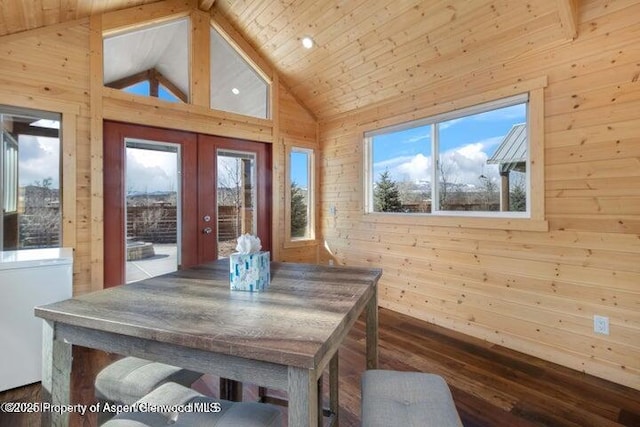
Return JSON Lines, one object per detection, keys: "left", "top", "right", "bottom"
{"left": 103, "top": 121, "right": 271, "bottom": 287}
{"left": 197, "top": 134, "right": 271, "bottom": 263}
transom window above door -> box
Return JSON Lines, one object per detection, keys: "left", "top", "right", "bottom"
{"left": 210, "top": 27, "right": 269, "bottom": 119}
{"left": 103, "top": 18, "right": 190, "bottom": 103}
{"left": 102, "top": 16, "right": 271, "bottom": 119}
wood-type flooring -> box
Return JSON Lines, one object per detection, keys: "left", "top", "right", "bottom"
{"left": 1, "top": 307, "right": 639, "bottom": 426}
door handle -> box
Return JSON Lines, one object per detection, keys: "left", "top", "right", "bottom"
{"left": 202, "top": 227, "right": 213, "bottom": 235}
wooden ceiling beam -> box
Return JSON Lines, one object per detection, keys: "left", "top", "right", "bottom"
{"left": 198, "top": 0, "right": 215, "bottom": 12}
{"left": 556, "top": 0, "right": 578, "bottom": 40}
{"left": 105, "top": 68, "right": 188, "bottom": 103}
{"left": 105, "top": 70, "right": 151, "bottom": 90}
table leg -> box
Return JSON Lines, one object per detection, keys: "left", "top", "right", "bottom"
{"left": 41, "top": 320, "right": 72, "bottom": 427}
{"left": 317, "top": 374, "right": 323, "bottom": 426}
{"left": 219, "top": 378, "right": 243, "bottom": 401}
{"left": 288, "top": 367, "right": 318, "bottom": 427}
{"left": 329, "top": 352, "right": 339, "bottom": 425}
{"left": 366, "top": 290, "right": 379, "bottom": 369}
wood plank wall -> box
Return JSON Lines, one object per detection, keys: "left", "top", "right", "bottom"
{"left": 319, "top": 0, "right": 640, "bottom": 390}
{"left": 0, "top": 20, "right": 93, "bottom": 293}
{"left": 0, "top": 2, "right": 319, "bottom": 291}
{"left": 275, "top": 82, "right": 320, "bottom": 263}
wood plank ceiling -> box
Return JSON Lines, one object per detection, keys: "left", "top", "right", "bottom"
{"left": 0, "top": 0, "right": 161, "bottom": 35}
{"left": 214, "top": 0, "right": 575, "bottom": 120}
{"left": 0, "top": 0, "right": 576, "bottom": 120}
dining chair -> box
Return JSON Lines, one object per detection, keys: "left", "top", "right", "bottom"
{"left": 95, "top": 356, "right": 203, "bottom": 423}
{"left": 100, "top": 382, "right": 283, "bottom": 426}
{"left": 361, "top": 369, "right": 463, "bottom": 426}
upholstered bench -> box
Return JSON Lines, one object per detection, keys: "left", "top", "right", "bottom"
{"left": 95, "top": 357, "right": 203, "bottom": 424}
{"left": 95, "top": 357, "right": 203, "bottom": 406}
{"left": 101, "top": 382, "right": 283, "bottom": 427}
{"left": 361, "top": 370, "right": 463, "bottom": 427}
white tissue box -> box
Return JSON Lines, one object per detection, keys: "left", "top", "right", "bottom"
{"left": 229, "top": 251, "right": 270, "bottom": 292}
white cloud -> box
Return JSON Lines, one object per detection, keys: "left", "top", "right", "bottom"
{"left": 440, "top": 142, "right": 494, "bottom": 186}
{"left": 373, "top": 155, "right": 416, "bottom": 173}
{"left": 407, "top": 133, "right": 431, "bottom": 144}
{"left": 396, "top": 153, "right": 432, "bottom": 182}
{"left": 126, "top": 148, "right": 178, "bottom": 193}
{"left": 375, "top": 136, "right": 503, "bottom": 186}
{"left": 18, "top": 136, "right": 60, "bottom": 188}
{"left": 439, "top": 118, "right": 463, "bottom": 130}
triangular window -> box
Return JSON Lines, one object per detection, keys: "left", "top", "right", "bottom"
{"left": 103, "top": 18, "right": 189, "bottom": 103}
{"left": 210, "top": 27, "right": 269, "bottom": 119}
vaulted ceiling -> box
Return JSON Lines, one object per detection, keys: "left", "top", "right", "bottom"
{"left": 0, "top": 0, "right": 578, "bottom": 120}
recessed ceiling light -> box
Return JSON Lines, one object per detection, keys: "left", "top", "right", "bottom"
{"left": 231, "top": 88, "right": 240, "bottom": 95}
{"left": 301, "top": 36, "right": 314, "bottom": 49}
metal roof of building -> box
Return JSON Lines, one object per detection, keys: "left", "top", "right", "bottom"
{"left": 488, "top": 123, "right": 527, "bottom": 165}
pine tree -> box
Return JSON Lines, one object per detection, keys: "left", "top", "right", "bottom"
{"left": 374, "top": 171, "right": 403, "bottom": 212}
{"left": 509, "top": 176, "right": 527, "bottom": 212}
{"left": 290, "top": 182, "right": 308, "bottom": 237}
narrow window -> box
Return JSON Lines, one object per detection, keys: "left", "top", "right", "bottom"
{"left": 288, "top": 147, "right": 314, "bottom": 241}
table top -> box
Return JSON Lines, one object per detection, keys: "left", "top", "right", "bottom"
{"left": 35, "top": 260, "right": 382, "bottom": 369}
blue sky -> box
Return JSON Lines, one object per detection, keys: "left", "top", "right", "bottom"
{"left": 290, "top": 151, "right": 309, "bottom": 187}
{"left": 372, "top": 103, "right": 526, "bottom": 188}
{"left": 124, "top": 81, "right": 180, "bottom": 102}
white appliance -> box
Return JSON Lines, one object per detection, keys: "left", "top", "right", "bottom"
{"left": 0, "top": 248, "right": 73, "bottom": 392}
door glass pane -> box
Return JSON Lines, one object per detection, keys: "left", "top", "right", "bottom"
{"left": 125, "top": 140, "right": 180, "bottom": 283}
{"left": 217, "top": 150, "right": 256, "bottom": 258}
{"left": 1, "top": 109, "right": 61, "bottom": 251}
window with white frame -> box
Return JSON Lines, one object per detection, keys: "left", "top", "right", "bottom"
{"left": 288, "top": 147, "right": 314, "bottom": 241}
{"left": 365, "top": 94, "right": 530, "bottom": 217}
{"left": 0, "top": 107, "right": 61, "bottom": 250}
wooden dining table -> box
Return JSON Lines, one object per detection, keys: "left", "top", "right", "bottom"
{"left": 35, "top": 259, "right": 382, "bottom": 426}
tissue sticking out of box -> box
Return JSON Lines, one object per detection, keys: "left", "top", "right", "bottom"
{"left": 235, "top": 234, "right": 262, "bottom": 254}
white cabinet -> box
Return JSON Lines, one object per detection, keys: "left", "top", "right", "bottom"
{"left": 0, "top": 248, "right": 73, "bottom": 392}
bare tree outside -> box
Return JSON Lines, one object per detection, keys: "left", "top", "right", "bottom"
{"left": 216, "top": 153, "right": 257, "bottom": 257}
{"left": 438, "top": 158, "right": 457, "bottom": 210}
{"left": 478, "top": 174, "right": 499, "bottom": 211}
{"left": 218, "top": 156, "right": 247, "bottom": 239}
{"left": 218, "top": 157, "right": 243, "bottom": 209}
{"left": 20, "top": 177, "right": 60, "bottom": 248}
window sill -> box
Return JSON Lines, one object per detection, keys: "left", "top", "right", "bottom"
{"left": 362, "top": 212, "right": 548, "bottom": 232}
{"left": 283, "top": 238, "right": 319, "bottom": 249}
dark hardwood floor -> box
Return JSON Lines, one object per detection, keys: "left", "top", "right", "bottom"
{"left": 2, "top": 307, "right": 639, "bottom": 426}
{"left": 350, "top": 309, "right": 640, "bottom": 427}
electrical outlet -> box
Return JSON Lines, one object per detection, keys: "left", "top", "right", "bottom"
{"left": 594, "top": 315, "right": 609, "bottom": 335}
{"left": 328, "top": 259, "right": 334, "bottom": 266}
